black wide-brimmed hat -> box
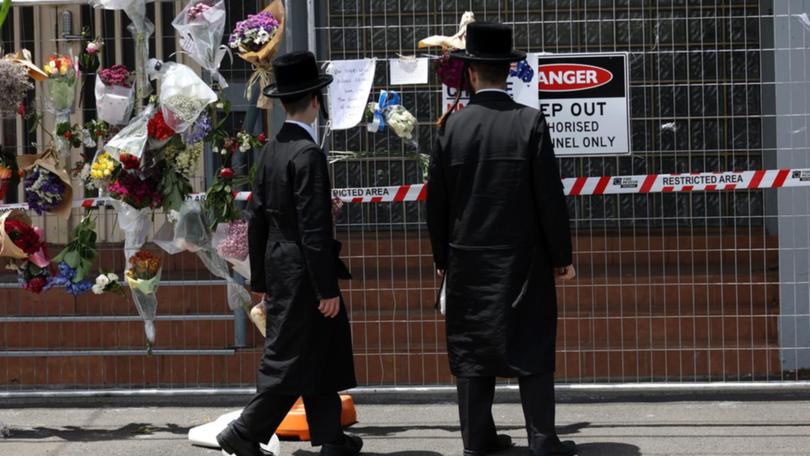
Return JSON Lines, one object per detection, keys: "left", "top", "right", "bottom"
{"left": 451, "top": 22, "right": 526, "bottom": 63}
{"left": 263, "top": 51, "right": 333, "bottom": 98}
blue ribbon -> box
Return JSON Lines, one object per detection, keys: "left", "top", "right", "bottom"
{"left": 509, "top": 60, "right": 534, "bottom": 83}
{"left": 374, "top": 90, "right": 401, "bottom": 132}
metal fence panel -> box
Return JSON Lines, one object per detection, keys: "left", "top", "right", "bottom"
{"left": 2, "top": 0, "right": 809, "bottom": 392}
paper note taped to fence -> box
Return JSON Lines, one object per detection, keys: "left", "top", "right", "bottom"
{"left": 389, "top": 58, "right": 428, "bottom": 85}
{"left": 327, "top": 58, "right": 377, "bottom": 130}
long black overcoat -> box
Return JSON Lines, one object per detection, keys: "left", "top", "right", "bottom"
{"left": 427, "top": 91, "right": 573, "bottom": 377}
{"left": 248, "top": 122, "right": 356, "bottom": 395}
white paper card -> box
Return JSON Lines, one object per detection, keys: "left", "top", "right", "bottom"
{"left": 389, "top": 58, "right": 429, "bottom": 85}
{"left": 326, "top": 58, "right": 377, "bottom": 130}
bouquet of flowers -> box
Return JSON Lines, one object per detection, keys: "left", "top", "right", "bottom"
{"left": 150, "top": 60, "right": 216, "bottom": 132}
{"left": 92, "top": 0, "right": 155, "bottom": 104}
{"left": 50, "top": 215, "right": 98, "bottom": 296}
{"left": 228, "top": 0, "right": 285, "bottom": 108}
{"left": 147, "top": 109, "right": 176, "bottom": 149}
{"left": 366, "top": 90, "right": 418, "bottom": 144}
{"left": 172, "top": 0, "right": 229, "bottom": 87}
{"left": 108, "top": 163, "right": 163, "bottom": 210}
{"left": 20, "top": 150, "right": 73, "bottom": 219}
{"left": 91, "top": 271, "right": 125, "bottom": 296}
{"left": 85, "top": 119, "right": 110, "bottom": 145}
{"left": 14, "top": 260, "right": 53, "bottom": 294}
{"left": 87, "top": 151, "right": 119, "bottom": 190}
{"left": 56, "top": 122, "right": 86, "bottom": 149}
{"left": 0, "top": 210, "right": 42, "bottom": 259}
{"left": 78, "top": 34, "right": 103, "bottom": 74}
{"left": 158, "top": 137, "right": 196, "bottom": 212}
{"left": 213, "top": 219, "right": 250, "bottom": 279}
{"left": 44, "top": 54, "right": 77, "bottom": 116}
{"left": 434, "top": 50, "right": 465, "bottom": 89}
{"left": 0, "top": 56, "right": 33, "bottom": 117}
{"left": 96, "top": 64, "right": 135, "bottom": 125}
{"left": 125, "top": 249, "right": 162, "bottom": 350}
{"left": 204, "top": 167, "right": 246, "bottom": 231}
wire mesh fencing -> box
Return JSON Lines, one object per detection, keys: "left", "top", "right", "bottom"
{"left": 1, "top": 0, "right": 810, "bottom": 392}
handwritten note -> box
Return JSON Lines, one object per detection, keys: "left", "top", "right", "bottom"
{"left": 389, "top": 57, "right": 429, "bottom": 85}
{"left": 326, "top": 58, "right": 377, "bottom": 130}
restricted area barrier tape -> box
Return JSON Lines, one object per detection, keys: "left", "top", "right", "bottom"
{"left": 3, "top": 169, "right": 810, "bottom": 212}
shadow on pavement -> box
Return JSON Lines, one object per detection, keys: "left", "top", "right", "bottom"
{"left": 576, "top": 442, "right": 642, "bottom": 456}
{"left": 7, "top": 423, "right": 190, "bottom": 441}
{"left": 348, "top": 424, "right": 523, "bottom": 436}
{"left": 292, "top": 452, "right": 443, "bottom": 456}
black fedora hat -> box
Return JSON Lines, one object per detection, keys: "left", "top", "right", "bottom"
{"left": 451, "top": 22, "right": 526, "bottom": 63}
{"left": 263, "top": 51, "right": 333, "bottom": 98}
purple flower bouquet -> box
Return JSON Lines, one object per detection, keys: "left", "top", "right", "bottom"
{"left": 24, "top": 166, "right": 67, "bottom": 215}
{"left": 228, "top": 11, "right": 280, "bottom": 53}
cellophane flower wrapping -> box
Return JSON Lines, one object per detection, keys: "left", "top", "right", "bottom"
{"left": 172, "top": 0, "right": 229, "bottom": 87}
{"left": 127, "top": 268, "right": 161, "bottom": 348}
{"left": 92, "top": 1, "right": 153, "bottom": 102}
{"left": 95, "top": 73, "right": 135, "bottom": 125}
{"left": 45, "top": 58, "right": 77, "bottom": 117}
{"left": 196, "top": 247, "right": 251, "bottom": 312}
{"left": 125, "top": 249, "right": 161, "bottom": 349}
{"left": 109, "top": 199, "right": 152, "bottom": 262}
{"left": 384, "top": 104, "right": 418, "bottom": 143}
{"left": 105, "top": 104, "right": 154, "bottom": 160}
{"left": 153, "top": 61, "right": 217, "bottom": 133}
{"left": 171, "top": 201, "right": 210, "bottom": 253}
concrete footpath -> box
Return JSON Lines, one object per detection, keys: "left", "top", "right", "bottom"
{"left": 1, "top": 401, "right": 809, "bottom": 455}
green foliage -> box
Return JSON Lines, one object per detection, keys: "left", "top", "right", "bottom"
{"left": 54, "top": 215, "right": 98, "bottom": 282}
{"left": 0, "top": 0, "right": 11, "bottom": 32}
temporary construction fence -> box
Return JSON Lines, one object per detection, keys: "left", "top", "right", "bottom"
{"left": 1, "top": 0, "right": 810, "bottom": 395}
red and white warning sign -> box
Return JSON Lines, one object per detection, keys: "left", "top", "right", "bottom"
{"left": 538, "top": 53, "right": 631, "bottom": 157}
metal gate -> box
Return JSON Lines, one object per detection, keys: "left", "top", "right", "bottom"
{"left": 1, "top": 0, "right": 810, "bottom": 394}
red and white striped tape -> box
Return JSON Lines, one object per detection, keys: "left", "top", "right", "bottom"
{"left": 3, "top": 169, "right": 810, "bottom": 212}
{"left": 562, "top": 169, "right": 804, "bottom": 196}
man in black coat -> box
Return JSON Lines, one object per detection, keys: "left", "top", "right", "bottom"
{"left": 427, "top": 23, "right": 577, "bottom": 456}
{"left": 217, "top": 51, "right": 361, "bottom": 456}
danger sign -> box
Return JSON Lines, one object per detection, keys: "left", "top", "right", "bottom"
{"left": 538, "top": 53, "right": 631, "bottom": 156}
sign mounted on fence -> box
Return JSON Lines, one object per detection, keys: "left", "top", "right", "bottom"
{"left": 538, "top": 52, "right": 631, "bottom": 157}
{"left": 441, "top": 53, "right": 540, "bottom": 113}
{"left": 440, "top": 52, "right": 630, "bottom": 157}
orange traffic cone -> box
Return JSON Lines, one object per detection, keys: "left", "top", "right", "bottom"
{"left": 275, "top": 394, "right": 358, "bottom": 441}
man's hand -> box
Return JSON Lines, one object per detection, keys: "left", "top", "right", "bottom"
{"left": 556, "top": 265, "right": 576, "bottom": 281}
{"left": 251, "top": 292, "right": 266, "bottom": 303}
{"left": 331, "top": 197, "right": 344, "bottom": 220}
{"left": 437, "top": 269, "right": 446, "bottom": 279}
{"left": 319, "top": 296, "right": 341, "bottom": 318}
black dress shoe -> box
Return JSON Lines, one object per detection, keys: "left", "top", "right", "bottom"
{"left": 217, "top": 425, "right": 263, "bottom": 456}
{"left": 463, "top": 434, "right": 515, "bottom": 455}
{"left": 320, "top": 434, "right": 363, "bottom": 456}
{"left": 530, "top": 440, "right": 577, "bottom": 456}
{"left": 488, "top": 434, "right": 514, "bottom": 452}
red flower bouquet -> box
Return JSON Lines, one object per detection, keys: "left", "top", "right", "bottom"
{"left": 0, "top": 210, "right": 42, "bottom": 259}
{"left": 147, "top": 110, "right": 175, "bottom": 141}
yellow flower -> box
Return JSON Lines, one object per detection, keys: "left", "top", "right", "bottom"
{"left": 103, "top": 169, "right": 111, "bottom": 177}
